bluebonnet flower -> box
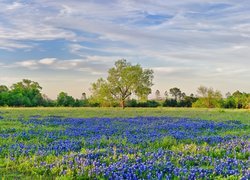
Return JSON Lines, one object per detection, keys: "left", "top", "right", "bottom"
{"left": 0, "top": 116, "right": 248, "bottom": 178}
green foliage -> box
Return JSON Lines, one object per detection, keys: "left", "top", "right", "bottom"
{"left": 90, "top": 59, "right": 154, "bottom": 108}
{"left": 57, "top": 92, "right": 75, "bottom": 107}
{"left": 0, "top": 91, "right": 9, "bottom": 106}
{"left": 192, "top": 86, "right": 223, "bottom": 108}
{"left": 152, "top": 136, "right": 177, "bottom": 149}
{"left": 163, "top": 87, "right": 197, "bottom": 107}
{"left": 223, "top": 96, "right": 236, "bottom": 108}
{"left": 0, "top": 85, "right": 8, "bottom": 93}
{"left": 0, "top": 78, "right": 249, "bottom": 109}
{"left": 0, "top": 79, "right": 91, "bottom": 107}
{"left": 89, "top": 78, "right": 116, "bottom": 107}
{"left": 178, "top": 95, "right": 198, "bottom": 107}
{"left": 126, "top": 99, "right": 138, "bottom": 107}
{"left": 163, "top": 99, "right": 178, "bottom": 107}
{"left": 193, "top": 98, "right": 221, "bottom": 108}
{"left": 229, "top": 90, "right": 250, "bottom": 109}
{"left": 73, "top": 99, "right": 89, "bottom": 107}
{"left": 126, "top": 99, "right": 160, "bottom": 107}
{"left": 7, "top": 79, "right": 44, "bottom": 107}
{"left": 169, "top": 87, "right": 182, "bottom": 101}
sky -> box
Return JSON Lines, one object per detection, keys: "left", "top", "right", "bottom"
{"left": 0, "top": 0, "right": 250, "bottom": 99}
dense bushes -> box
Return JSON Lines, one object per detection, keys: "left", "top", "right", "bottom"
{"left": 126, "top": 99, "right": 160, "bottom": 107}
{"left": 0, "top": 80, "right": 45, "bottom": 107}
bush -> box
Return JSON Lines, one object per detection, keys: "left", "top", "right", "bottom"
{"left": 137, "top": 100, "right": 160, "bottom": 107}
{"left": 163, "top": 99, "right": 177, "bottom": 107}
{"left": 126, "top": 100, "right": 160, "bottom": 107}
{"left": 126, "top": 99, "right": 138, "bottom": 107}
{"left": 192, "top": 98, "right": 222, "bottom": 108}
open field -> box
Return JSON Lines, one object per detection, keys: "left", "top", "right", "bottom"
{"left": 0, "top": 108, "right": 249, "bottom": 179}
{"left": 0, "top": 107, "right": 250, "bottom": 123}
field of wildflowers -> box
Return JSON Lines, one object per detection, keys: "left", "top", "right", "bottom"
{"left": 0, "top": 109, "right": 249, "bottom": 179}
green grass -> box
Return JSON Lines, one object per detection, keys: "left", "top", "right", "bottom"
{"left": 0, "top": 107, "right": 249, "bottom": 123}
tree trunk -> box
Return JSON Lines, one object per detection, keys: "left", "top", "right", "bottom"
{"left": 120, "top": 100, "right": 125, "bottom": 109}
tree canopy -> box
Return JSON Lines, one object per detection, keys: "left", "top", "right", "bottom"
{"left": 90, "top": 59, "right": 154, "bottom": 108}
{"left": 169, "top": 87, "right": 182, "bottom": 101}
{"left": 192, "top": 86, "right": 222, "bottom": 108}
{"left": 57, "top": 92, "right": 75, "bottom": 107}
{"left": 8, "top": 79, "right": 44, "bottom": 107}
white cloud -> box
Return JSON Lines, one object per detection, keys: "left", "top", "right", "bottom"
{"left": 6, "top": 2, "right": 24, "bottom": 10}
{"left": 39, "top": 58, "right": 56, "bottom": 65}
{"left": 69, "top": 44, "right": 86, "bottom": 54}
{"left": 6, "top": 58, "right": 109, "bottom": 75}
{"left": 0, "top": 25, "right": 76, "bottom": 41}
{"left": 16, "top": 60, "right": 38, "bottom": 69}
{"left": 1, "top": 0, "right": 250, "bottom": 53}
{"left": 85, "top": 55, "right": 118, "bottom": 63}
{"left": 0, "top": 39, "right": 33, "bottom": 51}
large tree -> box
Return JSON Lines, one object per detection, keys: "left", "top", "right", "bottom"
{"left": 91, "top": 59, "right": 154, "bottom": 108}
{"left": 9, "top": 79, "right": 43, "bottom": 106}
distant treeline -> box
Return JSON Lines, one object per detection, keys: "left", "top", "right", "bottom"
{"left": 0, "top": 79, "right": 249, "bottom": 109}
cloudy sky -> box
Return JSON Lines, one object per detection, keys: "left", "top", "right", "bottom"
{"left": 0, "top": 0, "right": 249, "bottom": 99}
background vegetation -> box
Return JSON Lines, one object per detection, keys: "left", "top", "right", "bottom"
{"left": 0, "top": 79, "right": 249, "bottom": 109}
{"left": 0, "top": 60, "right": 249, "bottom": 109}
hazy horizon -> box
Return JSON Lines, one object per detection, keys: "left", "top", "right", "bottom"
{"left": 0, "top": 0, "right": 249, "bottom": 99}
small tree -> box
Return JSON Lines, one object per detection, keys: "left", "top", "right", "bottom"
{"left": 57, "top": 92, "right": 75, "bottom": 107}
{"left": 81, "top": 92, "right": 87, "bottom": 100}
{"left": 155, "top": 90, "right": 161, "bottom": 100}
{"left": 193, "top": 86, "right": 222, "bottom": 108}
{"left": 169, "top": 87, "right": 182, "bottom": 101}
{"left": 164, "top": 90, "right": 168, "bottom": 98}
{"left": 231, "top": 90, "right": 250, "bottom": 109}
{"left": 90, "top": 59, "right": 154, "bottom": 108}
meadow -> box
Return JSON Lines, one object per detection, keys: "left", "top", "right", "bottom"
{"left": 0, "top": 107, "right": 249, "bottom": 179}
